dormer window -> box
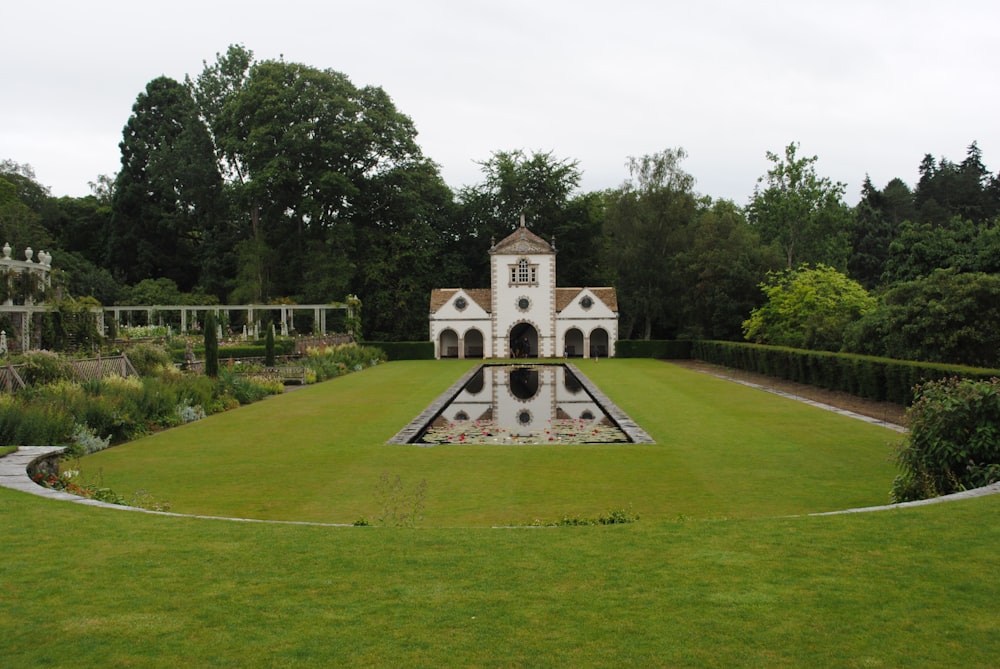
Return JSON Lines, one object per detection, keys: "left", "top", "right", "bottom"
{"left": 509, "top": 258, "right": 537, "bottom": 285}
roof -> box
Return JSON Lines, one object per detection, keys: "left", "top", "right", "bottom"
{"left": 555, "top": 287, "right": 619, "bottom": 312}
{"left": 490, "top": 223, "right": 555, "bottom": 255}
{"left": 429, "top": 288, "right": 493, "bottom": 314}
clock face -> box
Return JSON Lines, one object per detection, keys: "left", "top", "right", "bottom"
{"left": 517, "top": 297, "right": 531, "bottom": 311}
{"left": 454, "top": 296, "right": 468, "bottom": 311}
{"left": 580, "top": 296, "right": 593, "bottom": 310}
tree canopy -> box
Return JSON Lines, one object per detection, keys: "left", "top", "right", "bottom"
{"left": 5, "top": 44, "right": 1000, "bottom": 359}
{"left": 743, "top": 264, "right": 876, "bottom": 352}
{"left": 747, "top": 142, "right": 851, "bottom": 269}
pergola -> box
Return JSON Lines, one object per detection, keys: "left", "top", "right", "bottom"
{"left": 101, "top": 302, "right": 351, "bottom": 337}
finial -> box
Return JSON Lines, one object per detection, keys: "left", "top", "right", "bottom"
{"left": 519, "top": 213, "right": 526, "bottom": 228}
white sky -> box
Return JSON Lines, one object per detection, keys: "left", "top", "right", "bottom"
{"left": 4, "top": 0, "right": 999, "bottom": 205}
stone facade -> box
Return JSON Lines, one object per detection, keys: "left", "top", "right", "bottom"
{"left": 429, "top": 220, "right": 619, "bottom": 359}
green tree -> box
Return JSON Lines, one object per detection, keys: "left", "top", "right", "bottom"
{"left": 848, "top": 176, "right": 915, "bottom": 289}
{"left": 677, "top": 198, "right": 781, "bottom": 339}
{"left": 455, "top": 150, "right": 585, "bottom": 287}
{"left": 215, "top": 59, "right": 426, "bottom": 299}
{"left": 204, "top": 311, "right": 219, "bottom": 377}
{"left": 844, "top": 269, "right": 1000, "bottom": 367}
{"left": 603, "top": 148, "right": 697, "bottom": 339}
{"left": 108, "top": 76, "right": 224, "bottom": 291}
{"left": 264, "top": 322, "right": 275, "bottom": 366}
{"left": 883, "top": 217, "right": 1000, "bottom": 284}
{"left": 747, "top": 142, "right": 851, "bottom": 269}
{"left": 40, "top": 195, "right": 111, "bottom": 269}
{"left": 351, "top": 160, "right": 454, "bottom": 339}
{"left": 743, "top": 264, "right": 876, "bottom": 351}
{"left": 0, "top": 174, "right": 53, "bottom": 251}
{"left": 914, "top": 142, "right": 999, "bottom": 226}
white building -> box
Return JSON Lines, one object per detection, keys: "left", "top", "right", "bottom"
{"left": 429, "top": 218, "right": 619, "bottom": 359}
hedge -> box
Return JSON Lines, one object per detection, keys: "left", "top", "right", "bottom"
{"left": 363, "top": 341, "right": 435, "bottom": 360}
{"left": 169, "top": 341, "right": 296, "bottom": 363}
{"left": 615, "top": 340, "right": 694, "bottom": 359}
{"left": 691, "top": 340, "right": 1000, "bottom": 405}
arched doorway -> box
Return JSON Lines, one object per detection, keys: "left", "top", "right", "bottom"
{"left": 564, "top": 328, "right": 584, "bottom": 358}
{"left": 439, "top": 329, "right": 459, "bottom": 358}
{"left": 464, "top": 328, "right": 484, "bottom": 359}
{"left": 509, "top": 322, "right": 538, "bottom": 358}
{"left": 508, "top": 367, "right": 540, "bottom": 400}
{"left": 590, "top": 328, "right": 609, "bottom": 358}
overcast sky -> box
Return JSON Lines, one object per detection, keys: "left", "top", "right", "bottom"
{"left": 4, "top": 1, "right": 999, "bottom": 206}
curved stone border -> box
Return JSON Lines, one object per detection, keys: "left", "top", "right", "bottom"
{"left": 810, "top": 481, "right": 1000, "bottom": 516}
{"left": 0, "top": 446, "right": 351, "bottom": 527}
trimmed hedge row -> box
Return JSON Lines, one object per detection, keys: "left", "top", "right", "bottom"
{"left": 691, "top": 340, "right": 1000, "bottom": 405}
{"left": 615, "top": 340, "right": 694, "bottom": 359}
{"left": 363, "top": 341, "right": 435, "bottom": 360}
{"left": 167, "top": 341, "right": 297, "bottom": 363}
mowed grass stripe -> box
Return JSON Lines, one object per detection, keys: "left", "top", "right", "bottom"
{"left": 1, "top": 486, "right": 998, "bottom": 667}
{"left": 82, "top": 359, "right": 898, "bottom": 526}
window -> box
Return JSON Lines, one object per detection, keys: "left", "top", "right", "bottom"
{"left": 510, "top": 258, "right": 537, "bottom": 285}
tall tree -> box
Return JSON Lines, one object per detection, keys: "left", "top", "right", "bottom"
{"left": 456, "top": 150, "right": 584, "bottom": 287}
{"left": 214, "top": 59, "right": 428, "bottom": 301}
{"left": 350, "top": 158, "right": 455, "bottom": 340}
{"left": 747, "top": 142, "right": 852, "bottom": 269}
{"left": 677, "top": 198, "right": 781, "bottom": 339}
{"left": 603, "top": 148, "right": 697, "bottom": 339}
{"left": 108, "top": 76, "right": 224, "bottom": 291}
{"left": 848, "top": 176, "right": 914, "bottom": 289}
{"left": 0, "top": 175, "right": 52, "bottom": 251}
{"left": 914, "top": 142, "right": 999, "bottom": 226}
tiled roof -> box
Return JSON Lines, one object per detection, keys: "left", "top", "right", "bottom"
{"left": 429, "top": 288, "right": 493, "bottom": 314}
{"left": 555, "top": 287, "right": 619, "bottom": 312}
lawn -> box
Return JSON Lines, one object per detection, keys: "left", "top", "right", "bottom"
{"left": 2, "top": 359, "right": 997, "bottom": 667}
{"left": 80, "top": 359, "right": 899, "bottom": 526}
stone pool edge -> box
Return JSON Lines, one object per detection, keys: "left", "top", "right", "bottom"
{"left": 386, "top": 362, "right": 656, "bottom": 445}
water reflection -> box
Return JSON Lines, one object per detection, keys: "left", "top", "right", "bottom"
{"left": 416, "top": 365, "right": 630, "bottom": 444}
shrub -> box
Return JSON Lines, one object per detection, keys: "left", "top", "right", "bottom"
{"left": 216, "top": 369, "right": 280, "bottom": 405}
{"left": 0, "top": 401, "right": 74, "bottom": 447}
{"left": 891, "top": 376, "right": 1000, "bottom": 502}
{"left": 64, "top": 423, "right": 112, "bottom": 457}
{"left": 302, "top": 344, "right": 386, "bottom": 381}
{"left": 16, "top": 350, "right": 76, "bottom": 386}
{"left": 124, "top": 343, "right": 174, "bottom": 377}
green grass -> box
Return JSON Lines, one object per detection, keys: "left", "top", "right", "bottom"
{"left": 3, "top": 359, "right": 997, "bottom": 667}
{"left": 80, "top": 359, "right": 899, "bottom": 526}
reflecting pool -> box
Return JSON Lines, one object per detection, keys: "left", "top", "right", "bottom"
{"left": 412, "top": 364, "right": 631, "bottom": 445}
